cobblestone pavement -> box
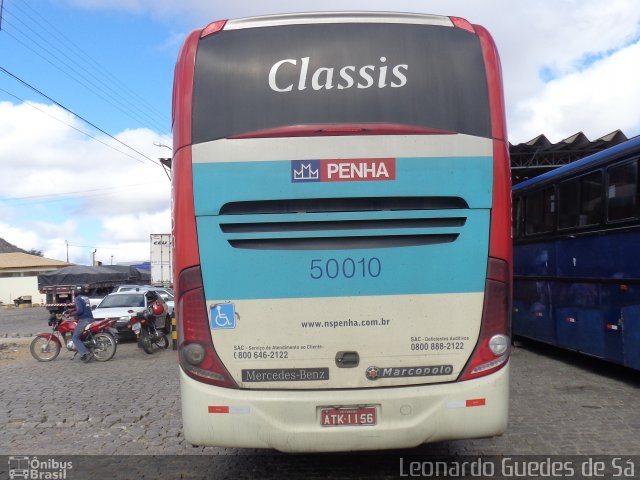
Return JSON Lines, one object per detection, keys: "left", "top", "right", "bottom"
{"left": 1, "top": 308, "right": 639, "bottom": 479}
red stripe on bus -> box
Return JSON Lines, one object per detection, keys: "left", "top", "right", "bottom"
{"left": 229, "top": 123, "right": 454, "bottom": 139}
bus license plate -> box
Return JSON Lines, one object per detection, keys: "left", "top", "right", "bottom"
{"left": 320, "top": 407, "right": 377, "bottom": 427}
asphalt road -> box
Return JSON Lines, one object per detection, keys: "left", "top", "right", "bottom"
{"left": 0, "top": 305, "right": 50, "bottom": 338}
{"left": 1, "top": 306, "right": 639, "bottom": 479}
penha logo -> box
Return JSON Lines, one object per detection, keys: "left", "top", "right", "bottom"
{"left": 292, "top": 158, "right": 395, "bottom": 183}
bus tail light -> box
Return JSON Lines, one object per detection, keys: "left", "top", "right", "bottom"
{"left": 178, "top": 266, "right": 238, "bottom": 389}
{"left": 459, "top": 257, "right": 511, "bottom": 381}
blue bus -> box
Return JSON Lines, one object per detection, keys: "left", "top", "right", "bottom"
{"left": 512, "top": 135, "right": 640, "bottom": 370}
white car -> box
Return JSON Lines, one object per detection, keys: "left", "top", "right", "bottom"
{"left": 112, "top": 285, "right": 174, "bottom": 317}
{"left": 92, "top": 291, "right": 170, "bottom": 340}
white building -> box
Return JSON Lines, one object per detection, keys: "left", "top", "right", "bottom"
{"left": 0, "top": 253, "right": 71, "bottom": 305}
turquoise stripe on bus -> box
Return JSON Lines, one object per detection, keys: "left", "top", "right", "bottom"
{"left": 192, "top": 156, "right": 493, "bottom": 216}
{"left": 192, "top": 156, "right": 492, "bottom": 299}
{"left": 196, "top": 210, "right": 489, "bottom": 299}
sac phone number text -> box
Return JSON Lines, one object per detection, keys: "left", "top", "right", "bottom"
{"left": 411, "top": 342, "right": 465, "bottom": 352}
{"left": 234, "top": 350, "right": 290, "bottom": 360}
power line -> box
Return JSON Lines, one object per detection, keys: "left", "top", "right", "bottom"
{"left": 0, "top": 11, "right": 168, "bottom": 133}
{"left": 5, "top": 0, "right": 169, "bottom": 132}
{"left": 0, "top": 65, "right": 162, "bottom": 167}
{"left": 0, "top": 184, "right": 167, "bottom": 208}
{"left": 10, "top": 0, "right": 167, "bottom": 123}
{"left": 68, "top": 243, "right": 121, "bottom": 251}
{"left": 0, "top": 86, "right": 158, "bottom": 166}
{"left": 0, "top": 181, "right": 160, "bottom": 203}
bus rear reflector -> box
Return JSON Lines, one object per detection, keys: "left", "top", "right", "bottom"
{"left": 178, "top": 266, "right": 238, "bottom": 388}
{"left": 459, "top": 257, "right": 510, "bottom": 381}
{"left": 201, "top": 20, "right": 228, "bottom": 38}
{"left": 450, "top": 17, "right": 476, "bottom": 33}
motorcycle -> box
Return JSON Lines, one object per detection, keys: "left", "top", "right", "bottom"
{"left": 128, "top": 308, "right": 169, "bottom": 354}
{"left": 30, "top": 309, "right": 118, "bottom": 362}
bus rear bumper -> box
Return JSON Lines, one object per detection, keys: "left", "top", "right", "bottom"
{"left": 180, "top": 362, "right": 509, "bottom": 452}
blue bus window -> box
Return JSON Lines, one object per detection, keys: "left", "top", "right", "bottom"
{"left": 558, "top": 171, "right": 602, "bottom": 229}
{"left": 525, "top": 188, "right": 555, "bottom": 235}
{"left": 607, "top": 160, "right": 638, "bottom": 221}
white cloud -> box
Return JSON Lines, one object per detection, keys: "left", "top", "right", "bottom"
{"left": 0, "top": 222, "right": 44, "bottom": 252}
{"left": 0, "top": 102, "right": 170, "bottom": 201}
{"left": 0, "top": 101, "right": 170, "bottom": 264}
{"left": 87, "top": 240, "right": 152, "bottom": 266}
{"left": 0, "top": 219, "right": 77, "bottom": 260}
{"left": 511, "top": 40, "right": 640, "bottom": 143}
{"left": 102, "top": 210, "right": 171, "bottom": 243}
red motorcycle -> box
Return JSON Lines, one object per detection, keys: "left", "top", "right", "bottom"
{"left": 30, "top": 309, "right": 118, "bottom": 362}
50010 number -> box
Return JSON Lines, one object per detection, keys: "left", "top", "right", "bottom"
{"left": 310, "top": 257, "right": 381, "bottom": 280}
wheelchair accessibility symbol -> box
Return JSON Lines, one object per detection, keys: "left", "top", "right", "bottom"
{"left": 211, "top": 303, "right": 237, "bottom": 329}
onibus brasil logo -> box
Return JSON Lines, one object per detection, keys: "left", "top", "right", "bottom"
{"left": 8, "top": 456, "right": 73, "bottom": 479}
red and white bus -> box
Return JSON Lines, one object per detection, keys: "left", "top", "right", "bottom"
{"left": 172, "top": 12, "right": 511, "bottom": 452}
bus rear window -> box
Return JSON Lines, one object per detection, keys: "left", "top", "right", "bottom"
{"left": 192, "top": 23, "right": 490, "bottom": 143}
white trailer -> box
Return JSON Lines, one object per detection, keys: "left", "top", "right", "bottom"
{"left": 150, "top": 234, "right": 173, "bottom": 287}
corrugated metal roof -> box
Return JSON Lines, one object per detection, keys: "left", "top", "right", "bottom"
{"left": 0, "top": 252, "right": 72, "bottom": 270}
{"left": 510, "top": 130, "right": 632, "bottom": 184}
{"left": 514, "top": 135, "right": 640, "bottom": 191}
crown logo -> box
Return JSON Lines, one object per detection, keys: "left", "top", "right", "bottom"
{"left": 293, "top": 162, "right": 319, "bottom": 180}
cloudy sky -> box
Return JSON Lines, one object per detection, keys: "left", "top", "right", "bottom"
{"left": 0, "top": 0, "right": 639, "bottom": 265}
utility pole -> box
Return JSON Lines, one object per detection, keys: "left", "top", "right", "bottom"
{"left": 91, "top": 249, "right": 97, "bottom": 266}
{"left": 65, "top": 240, "right": 69, "bottom": 262}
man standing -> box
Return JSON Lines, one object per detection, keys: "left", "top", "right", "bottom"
{"left": 70, "top": 285, "right": 94, "bottom": 362}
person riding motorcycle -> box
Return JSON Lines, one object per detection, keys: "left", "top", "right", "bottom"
{"left": 69, "top": 285, "right": 95, "bottom": 362}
